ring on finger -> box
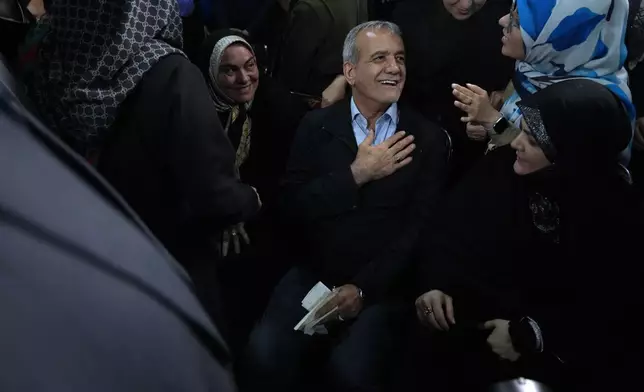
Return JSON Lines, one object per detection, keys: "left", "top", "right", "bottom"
{"left": 424, "top": 307, "right": 433, "bottom": 316}
{"left": 231, "top": 231, "right": 238, "bottom": 237}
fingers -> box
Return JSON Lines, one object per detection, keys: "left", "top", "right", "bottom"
{"left": 238, "top": 224, "right": 251, "bottom": 245}
{"left": 393, "top": 142, "right": 416, "bottom": 163}
{"left": 338, "top": 299, "right": 358, "bottom": 318}
{"left": 419, "top": 296, "right": 441, "bottom": 330}
{"left": 454, "top": 100, "right": 471, "bottom": 113}
{"left": 489, "top": 91, "right": 504, "bottom": 109}
{"left": 452, "top": 87, "right": 474, "bottom": 105}
{"left": 233, "top": 231, "right": 241, "bottom": 254}
{"left": 415, "top": 298, "right": 429, "bottom": 326}
{"left": 430, "top": 296, "right": 450, "bottom": 331}
{"left": 316, "top": 294, "right": 340, "bottom": 318}
{"left": 460, "top": 116, "right": 473, "bottom": 123}
{"left": 466, "top": 83, "right": 487, "bottom": 95}
{"left": 382, "top": 130, "right": 408, "bottom": 148}
{"left": 393, "top": 156, "right": 413, "bottom": 170}
{"left": 361, "top": 129, "right": 376, "bottom": 146}
{"left": 451, "top": 83, "right": 474, "bottom": 98}
{"left": 445, "top": 296, "right": 455, "bottom": 325}
{"left": 335, "top": 286, "right": 363, "bottom": 319}
{"left": 388, "top": 134, "right": 415, "bottom": 154}
{"left": 222, "top": 230, "right": 230, "bottom": 257}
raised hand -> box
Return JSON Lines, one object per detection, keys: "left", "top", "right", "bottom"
{"left": 350, "top": 130, "right": 415, "bottom": 186}
{"left": 452, "top": 83, "right": 501, "bottom": 129}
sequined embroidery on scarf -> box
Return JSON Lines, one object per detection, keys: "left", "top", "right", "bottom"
{"left": 528, "top": 192, "right": 560, "bottom": 244}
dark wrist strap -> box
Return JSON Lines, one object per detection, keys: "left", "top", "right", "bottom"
{"left": 492, "top": 115, "right": 510, "bottom": 135}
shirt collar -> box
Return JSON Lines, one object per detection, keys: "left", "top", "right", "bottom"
{"left": 350, "top": 97, "right": 398, "bottom": 124}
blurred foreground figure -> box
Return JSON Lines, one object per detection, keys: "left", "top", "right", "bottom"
{"left": 29, "top": 0, "right": 261, "bottom": 338}
{"left": 0, "top": 50, "right": 235, "bottom": 391}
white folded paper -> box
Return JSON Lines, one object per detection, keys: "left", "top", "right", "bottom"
{"left": 294, "top": 282, "right": 339, "bottom": 335}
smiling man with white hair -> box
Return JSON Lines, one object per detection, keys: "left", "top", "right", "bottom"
{"left": 238, "top": 21, "right": 449, "bottom": 392}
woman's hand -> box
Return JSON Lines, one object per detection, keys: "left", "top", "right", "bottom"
{"left": 482, "top": 319, "right": 521, "bottom": 362}
{"left": 220, "top": 222, "right": 251, "bottom": 257}
{"left": 466, "top": 122, "right": 488, "bottom": 141}
{"left": 489, "top": 90, "right": 505, "bottom": 110}
{"left": 452, "top": 83, "right": 501, "bottom": 129}
{"left": 321, "top": 75, "right": 347, "bottom": 108}
{"left": 415, "top": 290, "right": 456, "bottom": 331}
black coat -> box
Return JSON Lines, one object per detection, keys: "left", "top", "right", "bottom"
{"left": 211, "top": 75, "right": 307, "bottom": 354}
{"left": 275, "top": 0, "right": 366, "bottom": 96}
{"left": 392, "top": 0, "right": 514, "bottom": 177}
{"left": 0, "top": 56, "right": 235, "bottom": 391}
{"left": 98, "top": 54, "right": 260, "bottom": 269}
{"left": 238, "top": 76, "right": 308, "bottom": 215}
{"left": 281, "top": 100, "right": 449, "bottom": 301}
{"left": 417, "top": 146, "right": 643, "bottom": 376}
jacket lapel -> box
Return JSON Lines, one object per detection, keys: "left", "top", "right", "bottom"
{"left": 323, "top": 100, "right": 359, "bottom": 153}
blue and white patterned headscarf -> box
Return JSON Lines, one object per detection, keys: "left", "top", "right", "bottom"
{"left": 501, "top": 0, "right": 635, "bottom": 128}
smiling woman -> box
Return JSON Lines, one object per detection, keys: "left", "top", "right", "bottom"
{"left": 402, "top": 79, "right": 642, "bottom": 392}
{"left": 194, "top": 28, "right": 309, "bottom": 353}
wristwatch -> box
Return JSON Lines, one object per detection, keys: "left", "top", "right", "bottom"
{"left": 492, "top": 115, "right": 510, "bottom": 135}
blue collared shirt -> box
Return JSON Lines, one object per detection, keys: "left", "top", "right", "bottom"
{"left": 350, "top": 97, "right": 399, "bottom": 146}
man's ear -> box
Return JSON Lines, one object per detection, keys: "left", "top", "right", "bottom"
{"left": 343, "top": 62, "right": 356, "bottom": 86}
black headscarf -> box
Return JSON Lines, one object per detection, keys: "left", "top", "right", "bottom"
{"left": 419, "top": 79, "right": 639, "bottom": 319}
{"left": 518, "top": 79, "right": 632, "bottom": 181}
{"left": 33, "top": 0, "right": 184, "bottom": 153}
{"left": 516, "top": 79, "right": 633, "bottom": 248}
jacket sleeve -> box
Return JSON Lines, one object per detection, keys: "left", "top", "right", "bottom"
{"left": 352, "top": 125, "right": 449, "bottom": 301}
{"left": 169, "top": 61, "right": 260, "bottom": 228}
{"left": 280, "top": 112, "right": 360, "bottom": 221}
{"left": 278, "top": 2, "right": 329, "bottom": 93}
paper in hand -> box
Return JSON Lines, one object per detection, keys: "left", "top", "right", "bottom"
{"left": 294, "top": 282, "right": 339, "bottom": 335}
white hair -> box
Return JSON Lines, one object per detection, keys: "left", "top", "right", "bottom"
{"left": 342, "top": 21, "right": 402, "bottom": 64}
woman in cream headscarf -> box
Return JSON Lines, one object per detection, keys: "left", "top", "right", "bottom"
{"left": 196, "top": 29, "right": 307, "bottom": 353}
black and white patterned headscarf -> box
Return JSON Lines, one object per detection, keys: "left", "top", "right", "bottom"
{"left": 33, "top": 0, "right": 184, "bottom": 154}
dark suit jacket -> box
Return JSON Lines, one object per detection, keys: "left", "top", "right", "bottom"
{"left": 281, "top": 100, "right": 448, "bottom": 301}
{"left": 0, "top": 57, "right": 235, "bottom": 391}
{"left": 276, "top": 0, "right": 367, "bottom": 96}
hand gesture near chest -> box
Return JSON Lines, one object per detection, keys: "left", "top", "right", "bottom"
{"left": 350, "top": 130, "right": 415, "bottom": 186}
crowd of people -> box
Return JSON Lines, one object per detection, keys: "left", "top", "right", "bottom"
{"left": 1, "top": 0, "right": 644, "bottom": 391}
